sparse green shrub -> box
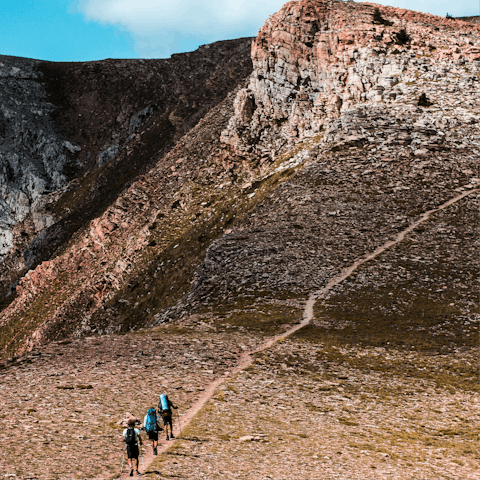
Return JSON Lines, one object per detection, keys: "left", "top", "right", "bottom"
{"left": 395, "top": 28, "right": 411, "bottom": 45}
{"left": 372, "top": 8, "right": 394, "bottom": 26}
{"left": 418, "top": 92, "right": 433, "bottom": 107}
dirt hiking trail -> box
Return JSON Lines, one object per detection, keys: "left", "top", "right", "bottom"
{"left": 117, "top": 186, "right": 477, "bottom": 479}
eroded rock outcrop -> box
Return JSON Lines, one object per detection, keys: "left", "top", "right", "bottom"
{"left": 0, "top": 56, "right": 78, "bottom": 261}
{"left": 184, "top": 0, "right": 480, "bottom": 315}
{"left": 222, "top": 0, "right": 480, "bottom": 147}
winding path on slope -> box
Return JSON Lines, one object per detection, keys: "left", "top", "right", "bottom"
{"left": 117, "top": 186, "right": 478, "bottom": 479}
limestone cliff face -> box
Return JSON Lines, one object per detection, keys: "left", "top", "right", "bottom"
{"left": 222, "top": 0, "right": 480, "bottom": 147}
{"left": 0, "top": 56, "right": 78, "bottom": 261}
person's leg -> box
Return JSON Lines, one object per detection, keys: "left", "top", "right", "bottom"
{"left": 161, "top": 414, "right": 168, "bottom": 440}
{"left": 134, "top": 457, "right": 139, "bottom": 474}
{"left": 164, "top": 418, "right": 169, "bottom": 440}
{"left": 169, "top": 418, "right": 175, "bottom": 438}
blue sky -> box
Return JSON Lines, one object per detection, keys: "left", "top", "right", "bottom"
{"left": 1, "top": 0, "right": 478, "bottom": 62}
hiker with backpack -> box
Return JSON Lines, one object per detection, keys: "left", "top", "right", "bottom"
{"left": 122, "top": 419, "right": 143, "bottom": 476}
{"left": 143, "top": 407, "right": 161, "bottom": 455}
{"left": 158, "top": 393, "right": 178, "bottom": 441}
{"left": 118, "top": 411, "right": 141, "bottom": 428}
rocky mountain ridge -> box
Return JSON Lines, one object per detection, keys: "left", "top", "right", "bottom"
{"left": 181, "top": 0, "right": 479, "bottom": 314}
{"left": 222, "top": 1, "right": 480, "bottom": 146}
{"left": 458, "top": 15, "right": 480, "bottom": 25}
{"left": 1, "top": 0, "right": 478, "bottom": 360}
{"left": 0, "top": 39, "right": 253, "bottom": 305}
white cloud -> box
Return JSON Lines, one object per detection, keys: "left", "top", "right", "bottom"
{"left": 73, "top": 0, "right": 479, "bottom": 58}
{"left": 74, "top": 0, "right": 287, "bottom": 57}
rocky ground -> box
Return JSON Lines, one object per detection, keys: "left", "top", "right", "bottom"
{"left": 0, "top": 85, "right": 318, "bottom": 360}
{"left": 188, "top": 108, "right": 479, "bottom": 308}
{"left": 150, "top": 338, "right": 477, "bottom": 480}
{"left": 177, "top": 0, "right": 480, "bottom": 335}
{"left": 317, "top": 192, "right": 479, "bottom": 355}
{"left": 1, "top": 186, "right": 476, "bottom": 479}
{"left": 144, "top": 193, "right": 479, "bottom": 480}
{"left": 0, "top": 312, "right": 294, "bottom": 479}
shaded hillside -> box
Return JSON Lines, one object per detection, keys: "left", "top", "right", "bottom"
{"left": 457, "top": 15, "right": 480, "bottom": 25}
{"left": 0, "top": 85, "right": 304, "bottom": 358}
{"left": 0, "top": 38, "right": 253, "bottom": 305}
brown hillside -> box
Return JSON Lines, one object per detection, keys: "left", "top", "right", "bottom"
{"left": 0, "top": 38, "right": 253, "bottom": 308}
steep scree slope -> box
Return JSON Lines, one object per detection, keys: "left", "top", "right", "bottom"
{"left": 171, "top": 0, "right": 480, "bottom": 317}
{"left": 0, "top": 38, "right": 253, "bottom": 304}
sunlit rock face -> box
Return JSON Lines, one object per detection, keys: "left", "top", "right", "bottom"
{"left": 222, "top": 0, "right": 480, "bottom": 148}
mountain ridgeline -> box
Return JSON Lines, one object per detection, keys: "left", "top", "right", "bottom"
{"left": 0, "top": 0, "right": 478, "bottom": 361}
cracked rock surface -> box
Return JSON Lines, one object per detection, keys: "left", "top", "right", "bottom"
{"left": 0, "top": 55, "right": 75, "bottom": 261}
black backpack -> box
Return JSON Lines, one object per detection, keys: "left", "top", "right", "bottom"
{"left": 125, "top": 427, "right": 136, "bottom": 447}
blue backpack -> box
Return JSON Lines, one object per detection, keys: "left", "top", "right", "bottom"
{"left": 159, "top": 394, "right": 169, "bottom": 412}
{"left": 145, "top": 408, "right": 157, "bottom": 433}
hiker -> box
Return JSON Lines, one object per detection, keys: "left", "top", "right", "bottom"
{"left": 122, "top": 419, "right": 143, "bottom": 476}
{"left": 117, "top": 411, "right": 141, "bottom": 428}
{"left": 143, "top": 407, "right": 160, "bottom": 455}
{"left": 158, "top": 393, "right": 178, "bottom": 441}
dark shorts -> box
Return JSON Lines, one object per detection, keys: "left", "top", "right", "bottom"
{"left": 161, "top": 413, "right": 172, "bottom": 427}
{"left": 147, "top": 430, "right": 158, "bottom": 441}
{"left": 127, "top": 444, "right": 139, "bottom": 459}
